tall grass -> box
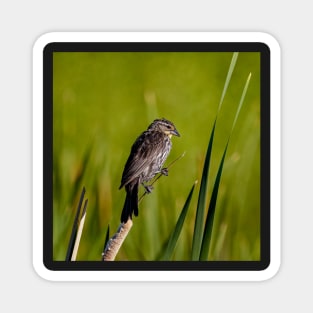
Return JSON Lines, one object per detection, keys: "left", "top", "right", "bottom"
{"left": 53, "top": 51, "right": 260, "bottom": 261}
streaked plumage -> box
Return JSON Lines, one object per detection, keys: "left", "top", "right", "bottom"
{"left": 119, "top": 118, "right": 180, "bottom": 223}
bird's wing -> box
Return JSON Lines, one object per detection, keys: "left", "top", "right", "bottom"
{"left": 119, "top": 131, "right": 165, "bottom": 188}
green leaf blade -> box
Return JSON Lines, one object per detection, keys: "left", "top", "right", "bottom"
{"left": 199, "top": 143, "right": 228, "bottom": 260}
{"left": 162, "top": 181, "right": 197, "bottom": 260}
{"left": 191, "top": 121, "right": 216, "bottom": 260}
{"left": 191, "top": 52, "right": 240, "bottom": 260}
{"left": 217, "top": 52, "right": 239, "bottom": 113}
{"left": 231, "top": 72, "right": 252, "bottom": 133}
{"left": 199, "top": 72, "right": 252, "bottom": 261}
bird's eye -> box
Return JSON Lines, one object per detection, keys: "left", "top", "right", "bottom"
{"left": 166, "top": 125, "right": 171, "bottom": 129}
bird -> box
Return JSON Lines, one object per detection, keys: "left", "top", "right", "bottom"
{"left": 119, "top": 118, "right": 180, "bottom": 223}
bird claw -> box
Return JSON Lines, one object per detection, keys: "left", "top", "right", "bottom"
{"left": 143, "top": 184, "right": 154, "bottom": 193}
{"left": 161, "top": 168, "right": 168, "bottom": 176}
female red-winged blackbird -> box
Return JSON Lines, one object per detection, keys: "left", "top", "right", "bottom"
{"left": 119, "top": 118, "right": 180, "bottom": 223}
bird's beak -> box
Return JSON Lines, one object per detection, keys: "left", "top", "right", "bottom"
{"left": 171, "top": 129, "right": 180, "bottom": 137}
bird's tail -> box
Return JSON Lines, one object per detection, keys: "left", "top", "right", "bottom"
{"left": 121, "top": 181, "right": 139, "bottom": 223}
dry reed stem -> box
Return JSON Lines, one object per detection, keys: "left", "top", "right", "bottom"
{"left": 102, "top": 219, "right": 133, "bottom": 261}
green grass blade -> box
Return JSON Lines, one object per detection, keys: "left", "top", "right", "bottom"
{"left": 101, "top": 224, "right": 110, "bottom": 259}
{"left": 231, "top": 72, "right": 252, "bottom": 133}
{"left": 217, "top": 52, "right": 239, "bottom": 113}
{"left": 199, "top": 143, "right": 228, "bottom": 260}
{"left": 105, "top": 225, "right": 110, "bottom": 247}
{"left": 191, "top": 120, "right": 216, "bottom": 260}
{"left": 162, "top": 181, "right": 197, "bottom": 260}
{"left": 191, "top": 52, "right": 239, "bottom": 260}
{"left": 199, "top": 72, "right": 252, "bottom": 260}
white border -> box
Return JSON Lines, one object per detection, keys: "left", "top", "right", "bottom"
{"left": 33, "top": 32, "right": 280, "bottom": 281}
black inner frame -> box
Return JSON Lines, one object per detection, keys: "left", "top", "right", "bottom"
{"left": 43, "top": 42, "right": 270, "bottom": 271}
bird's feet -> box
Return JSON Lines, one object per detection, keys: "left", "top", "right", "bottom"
{"left": 143, "top": 184, "right": 154, "bottom": 193}
{"left": 161, "top": 167, "right": 168, "bottom": 176}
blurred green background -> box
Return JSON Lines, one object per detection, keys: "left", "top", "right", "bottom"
{"left": 53, "top": 51, "right": 260, "bottom": 261}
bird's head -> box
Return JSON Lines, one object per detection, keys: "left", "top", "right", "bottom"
{"left": 148, "top": 118, "right": 180, "bottom": 138}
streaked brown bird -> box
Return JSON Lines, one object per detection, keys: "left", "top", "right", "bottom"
{"left": 119, "top": 118, "right": 180, "bottom": 223}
